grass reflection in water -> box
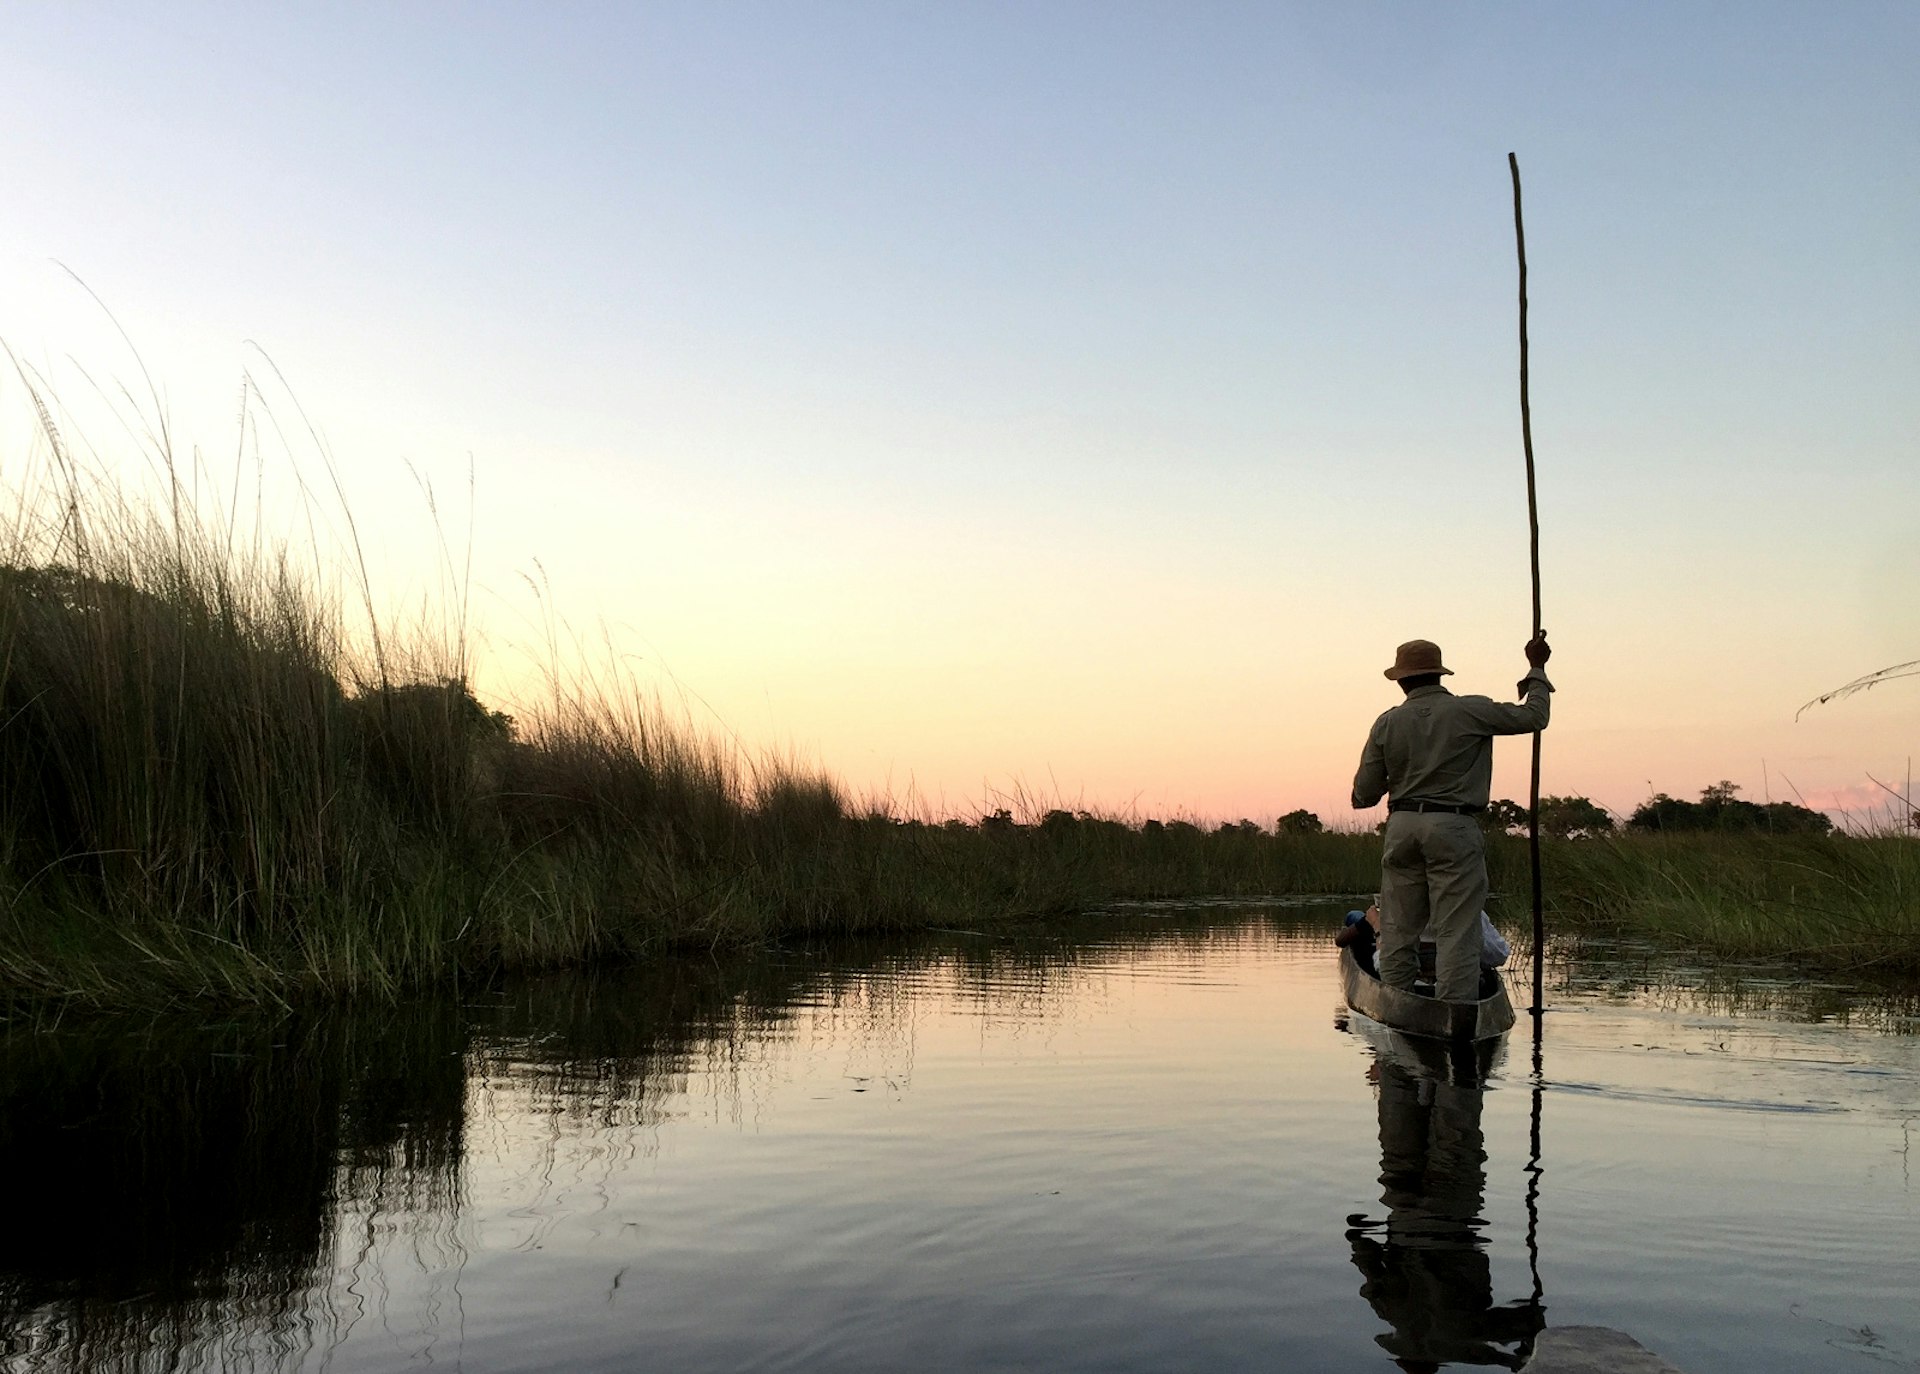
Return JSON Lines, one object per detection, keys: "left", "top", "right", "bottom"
{"left": 0, "top": 933, "right": 968, "bottom": 1369}
{"left": 0, "top": 909, "right": 1912, "bottom": 1373}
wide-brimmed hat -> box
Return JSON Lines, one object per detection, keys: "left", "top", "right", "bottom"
{"left": 1384, "top": 639, "right": 1453, "bottom": 681}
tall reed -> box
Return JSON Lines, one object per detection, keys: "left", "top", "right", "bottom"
{"left": 0, "top": 363, "right": 1910, "bottom": 1009}
{"left": 1504, "top": 831, "right": 1920, "bottom": 975}
{"left": 0, "top": 384, "right": 1390, "bottom": 1010}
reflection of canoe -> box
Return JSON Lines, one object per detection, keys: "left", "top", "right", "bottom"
{"left": 1345, "top": 1007, "right": 1507, "bottom": 1088}
{"left": 1339, "top": 946, "right": 1515, "bottom": 1042}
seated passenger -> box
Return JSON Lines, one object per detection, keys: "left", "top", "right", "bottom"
{"left": 1336, "top": 904, "right": 1509, "bottom": 974}
{"left": 1335, "top": 907, "right": 1380, "bottom": 974}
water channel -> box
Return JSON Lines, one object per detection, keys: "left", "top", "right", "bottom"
{"left": 2, "top": 902, "right": 1915, "bottom": 1372}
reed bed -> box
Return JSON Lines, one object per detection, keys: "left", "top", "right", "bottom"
{"left": 0, "top": 401, "right": 1392, "bottom": 1010}
{"left": 1505, "top": 831, "right": 1920, "bottom": 977}
{"left": 0, "top": 369, "right": 1911, "bottom": 1008}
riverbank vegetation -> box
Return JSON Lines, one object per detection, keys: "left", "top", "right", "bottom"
{"left": 0, "top": 386, "right": 1912, "bottom": 1010}
{"left": 1514, "top": 832, "right": 1919, "bottom": 977}
{"left": 0, "top": 433, "right": 1395, "bottom": 1010}
{"left": 3, "top": 499, "right": 1910, "bottom": 1012}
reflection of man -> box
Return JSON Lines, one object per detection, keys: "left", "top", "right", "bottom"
{"left": 1348, "top": 1053, "right": 1543, "bottom": 1370}
{"left": 1351, "top": 637, "right": 1552, "bottom": 1002}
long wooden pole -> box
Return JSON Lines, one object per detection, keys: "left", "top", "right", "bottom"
{"left": 1524, "top": 1031, "right": 1546, "bottom": 1315}
{"left": 1509, "top": 152, "right": 1545, "bottom": 1019}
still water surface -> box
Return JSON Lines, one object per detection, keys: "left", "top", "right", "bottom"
{"left": 2, "top": 903, "right": 1915, "bottom": 1372}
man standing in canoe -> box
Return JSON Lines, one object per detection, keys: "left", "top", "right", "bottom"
{"left": 1351, "top": 636, "right": 1553, "bottom": 1003}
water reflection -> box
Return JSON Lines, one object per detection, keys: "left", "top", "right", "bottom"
{"left": 1344, "top": 1025, "right": 1544, "bottom": 1370}
{"left": 1548, "top": 935, "right": 1920, "bottom": 1034}
{"left": 0, "top": 954, "right": 819, "bottom": 1369}
{"left": 0, "top": 1007, "right": 467, "bottom": 1370}
{"left": 0, "top": 915, "right": 1243, "bottom": 1371}
{"left": 0, "top": 908, "right": 1913, "bottom": 1373}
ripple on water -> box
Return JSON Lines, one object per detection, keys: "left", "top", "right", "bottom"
{"left": 0, "top": 906, "right": 1914, "bottom": 1374}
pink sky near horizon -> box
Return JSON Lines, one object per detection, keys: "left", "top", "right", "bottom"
{"left": 1, "top": 6, "right": 1915, "bottom": 829}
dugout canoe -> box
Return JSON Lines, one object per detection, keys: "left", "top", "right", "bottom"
{"left": 1339, "top": 945, "right": 1516, "bottom": 1043}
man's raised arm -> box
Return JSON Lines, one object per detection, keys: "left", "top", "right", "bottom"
{"left": 1468, "top": 634, "right": 1554, "bottom": 736}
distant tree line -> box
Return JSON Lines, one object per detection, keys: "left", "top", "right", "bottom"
{"left": 1624, "top": 780, "right": 1831, "bottom": 835}
{"left": 1477, "top": 780, "right": 1832, "bottom": 838}
{"left": 1480, "top": 795, "right": 1616, "bottom": 838}
{"left": 948, "top": 781, "right": 1833, "bottom": 841}
{"left": 969, "top": 809, "right": 1334, "bottom": 839}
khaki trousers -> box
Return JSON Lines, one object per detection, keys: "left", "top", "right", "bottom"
{"left": 1378, "top": 813, "right": 1488, "bottom": 1003}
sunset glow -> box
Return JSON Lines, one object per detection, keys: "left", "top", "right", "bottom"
{"left": 3, "top": 5, "right": 1915, "bottom": 826}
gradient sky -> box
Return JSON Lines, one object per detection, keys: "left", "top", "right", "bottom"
{"left": 2, "top": 4, "right": 1916, "bottom": 825}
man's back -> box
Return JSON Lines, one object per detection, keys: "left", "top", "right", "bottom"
{"left": 1352, "top": 681, "right": 1550, "bottom": 810}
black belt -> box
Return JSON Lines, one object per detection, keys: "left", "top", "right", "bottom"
{"left": 1387, "top": 800, "right": 1484, "bottom": 815}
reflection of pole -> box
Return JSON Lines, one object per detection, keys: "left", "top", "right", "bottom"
{"left": 1524, "top": 1015, "right": 1545, "bottom": 1306}
{"left": 1509, "top": 151, "right": 1546, "bottom": 1019}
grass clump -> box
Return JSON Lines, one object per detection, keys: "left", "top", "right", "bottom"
{"left": 0, "top": 395, "right": 1384, "bottom": 1010}
{"left": 3, "top": 491, "right": 1910, "bottom": 1007}
{"left": 1, "top": 360, "right": 1908, "bottom": 1008}
{"left": 1505, "top": 831, "right": 1920, "bottom": 977}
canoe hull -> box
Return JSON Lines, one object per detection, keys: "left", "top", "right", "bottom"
{"left": 1339, "top": 946, "right": 1515, "bottom": 1042}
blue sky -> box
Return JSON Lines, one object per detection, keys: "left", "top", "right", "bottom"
{"left": 3, "top": 4, "right": 1916, "bottom": 820}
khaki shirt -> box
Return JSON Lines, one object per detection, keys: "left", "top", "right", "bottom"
{"left": 1351, "top": 671, "right": 1553, "bottom": 810}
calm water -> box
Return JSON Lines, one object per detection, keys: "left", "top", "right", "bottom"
{"left": 2, "top": 903, "right": 1915, "bottom": 1372}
